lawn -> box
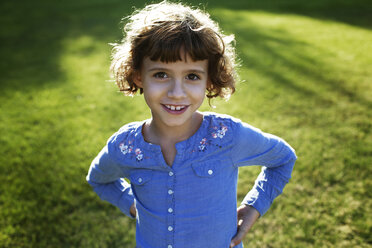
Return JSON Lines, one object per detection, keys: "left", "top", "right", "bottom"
{"left": 0, "top": 0, "right": 371, "bottom": 247}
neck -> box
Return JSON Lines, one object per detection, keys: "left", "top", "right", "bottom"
{"left": 144, "top": 112, "right": 203, "bottom": 145}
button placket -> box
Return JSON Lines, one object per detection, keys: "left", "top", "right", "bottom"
{"left": 166, "top": 169, "right": 175, "bottom": 246}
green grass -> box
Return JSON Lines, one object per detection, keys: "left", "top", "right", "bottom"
{"left": 0, "top": 0, "right": 371, "bottom": 247}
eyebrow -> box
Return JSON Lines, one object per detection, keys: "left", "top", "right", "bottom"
{"left": 147, "top": 67, "right": 206, "bottom": 74}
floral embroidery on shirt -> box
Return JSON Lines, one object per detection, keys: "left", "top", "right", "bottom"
{"left": 119, "top": 141, "right": 144, "bottom": 161}
{"left": 119, "top": 143, "right": 133, "bottom": 155}
{"left": 198, "top": 138, "right": 207, "bottom": 151}
{"left": 195, "top": 123, "right": 228, "bottom": 152}
{"left": 135, "top": 148, "right": 143, "bottom": 161}
{"left": 212, "top": 124, "right": 228, "bottom": 139}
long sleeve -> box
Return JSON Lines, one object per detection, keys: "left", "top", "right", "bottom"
{"left": 231, "top": 120, "right": 297, "bottom": 216}
{"left": 86, "top": 136, "right": 135, "bottom": 219}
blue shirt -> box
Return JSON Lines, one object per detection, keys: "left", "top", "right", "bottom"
{"left": 86, "top": 112, "right": 297, "bottom": 248}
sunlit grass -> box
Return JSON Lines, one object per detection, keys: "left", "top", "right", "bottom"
{"left": 207, "top": 9, "right": 372, "bottom": 247}
{"left": 0, "top": 0, "right": 371, "bottom": 247}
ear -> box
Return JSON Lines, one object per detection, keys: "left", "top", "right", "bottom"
{"left": 133, "top": 70, "right": 143, "bottom": 88}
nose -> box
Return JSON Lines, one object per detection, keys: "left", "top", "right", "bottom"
{"left": 168, "top": 79, "right": 186, "bottom": 99}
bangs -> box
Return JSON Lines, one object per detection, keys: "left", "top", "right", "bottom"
{"left": 139, "top": 22, "right": 222, "bottom": 63}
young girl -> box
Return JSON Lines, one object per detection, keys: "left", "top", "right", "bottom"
{"left": 86, "top": 1, "right": 297, "bottom": 247}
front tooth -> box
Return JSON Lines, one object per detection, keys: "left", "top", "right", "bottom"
{"left": 176, "top": 106, "right": 181, "bottom": 110}
{"left": 170, "top": 106, "right": 175, "bottom": 110}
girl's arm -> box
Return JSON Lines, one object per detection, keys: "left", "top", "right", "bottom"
{"left": 232, "top": 120, "right": 297, "bottom": 217}
{"left": 86, "top": 142, "right": 135, "bottom": 219}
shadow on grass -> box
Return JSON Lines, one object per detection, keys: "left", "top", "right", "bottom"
{"left": 200, "top": 0, "right": 372, "bottom": 30}
{"left": 0, "top": 0, "right": 150, "bottom": 93}
{"left": 220, "top": 10, "right": 372, "bottom": 111}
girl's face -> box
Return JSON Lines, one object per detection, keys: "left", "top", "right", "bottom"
{"left": 134, "top": 54, "right": 208, "bottom": 130}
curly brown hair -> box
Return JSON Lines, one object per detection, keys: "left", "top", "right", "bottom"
{"left": 110, "top": 1, "right": 237, "bottom": 100}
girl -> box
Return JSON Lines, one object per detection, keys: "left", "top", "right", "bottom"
{"left": 86, "top": 1, "right": 297, "bottom": 247}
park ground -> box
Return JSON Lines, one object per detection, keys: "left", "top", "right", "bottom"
{"left": 0, "top": 0, "right": 371, "bottom": 247}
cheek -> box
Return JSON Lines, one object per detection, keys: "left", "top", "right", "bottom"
{"left": 188, "top": 84, "right": 207, "bottom": 99}
{"left": 143, "top": 81, "right": 165, "bottom": 95}
{"left": 142, "top": 83, "right": 166, "bottom": 105}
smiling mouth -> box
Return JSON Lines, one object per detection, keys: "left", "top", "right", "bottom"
{"left": 162, "top": 104, "right": 189, "bottom": 114}
{"left": 164, "top": 105, "right": 187, "bottom": 111}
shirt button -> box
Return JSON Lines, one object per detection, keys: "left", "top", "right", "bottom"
{"left": 169, "top": 171, "right": 174, "bottom": 176}
{"left": 208, "top": 169, "right": 213, "bottom": 175}
{"left": 138, "top": 178, "right": 143, "bottom": 183}
{"left": 168, "top": 189, "right": 174, "bottom": 195}
{"left": 168, "top": 226, "right": 173, "bottom": 231}
{"left": 168, "top": 245, "right": 173, "bottom": 248}
{"left": 168, "top": 208, "right": 173, "bottom": 213}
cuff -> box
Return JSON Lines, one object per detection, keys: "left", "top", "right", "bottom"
{"left": 241, "top": 187, "right": 272, "bottom": 217}
{"left": 115, "top": 180, "right": 135, "bottom": 219}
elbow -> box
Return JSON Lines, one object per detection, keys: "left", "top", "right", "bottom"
{"left": 287, "top": 141, "right": 297, "bottom": 163}
{"left": 291, "top": 150, "right": 297, "bottom": 163}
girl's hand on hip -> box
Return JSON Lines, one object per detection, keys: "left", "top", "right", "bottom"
{"left": 230, "top": 205, "right": 260, "bottom": 247}
{"left": 130, "top": 203, "right": 137, "bottom": 218}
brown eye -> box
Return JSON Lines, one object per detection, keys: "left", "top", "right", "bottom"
{"left": 186, "top": 73, "right": 200, "bottom": 81}
{"left": 153, "top": 72, "right": 168, "bottom": 79}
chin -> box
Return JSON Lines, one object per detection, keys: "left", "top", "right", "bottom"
{"left": 163, "top": 119, "right": 189, "bottom": 128}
